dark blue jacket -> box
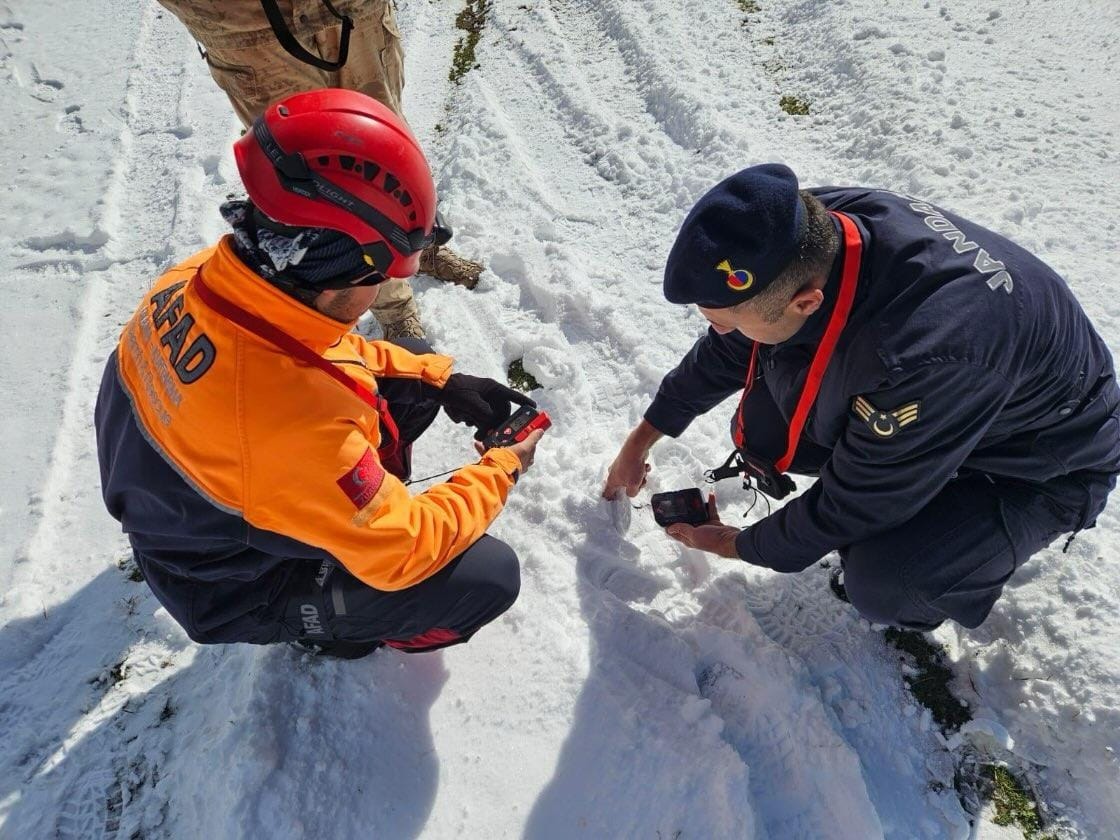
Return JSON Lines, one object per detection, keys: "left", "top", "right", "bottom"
{"left": 96, "top": 358, "right": 333, "bottom": 643}
{"left": 646, "top": 187, "right": 1120, "bottom": 573}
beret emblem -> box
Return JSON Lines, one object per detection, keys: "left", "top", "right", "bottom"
{"left": 717, "top": 259, "right": 754, "bottom": 292}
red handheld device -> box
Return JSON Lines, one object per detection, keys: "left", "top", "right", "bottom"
{"left": 484, "top": 406, "right": 552, "bottom": 449}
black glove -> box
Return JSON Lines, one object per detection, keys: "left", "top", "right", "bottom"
{"left": 430, "top": 373, "right": 536, "bottom": 440}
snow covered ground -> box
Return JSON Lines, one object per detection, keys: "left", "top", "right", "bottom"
{"left": 1, "top": 0, "right": 1118, "bottom": 837}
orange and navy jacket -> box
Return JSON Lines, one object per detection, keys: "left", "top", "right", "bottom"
{"left": 95, "top": 237, "right": 522, "bottom": 643}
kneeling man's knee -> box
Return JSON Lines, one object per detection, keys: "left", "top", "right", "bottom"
{"left": 477, "top": 537, "right": 521, "bottom": 614}
{"left": 842, "top": 540, "right": 942, "bottom": 630}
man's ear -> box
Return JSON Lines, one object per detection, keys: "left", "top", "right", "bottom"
{"left": 789, "top": 287, "right": 824, "bottom": 318}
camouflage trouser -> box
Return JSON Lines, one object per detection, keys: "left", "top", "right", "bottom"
{"left": 158, "top": 0, "right": 416, "bottom": 327}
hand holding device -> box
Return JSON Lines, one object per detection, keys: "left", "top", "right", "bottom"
{"left": 472, "top": 405, "right": 551, "bottom": 474}
{"left": 436, "top": 373, "right": 536, "bottom": 440}
{"left": 661, "top": 492, "right": 741, "bottom": 559}
{"left": 483, "top": 405, "right": 552, "bottom": 448}
{"left": 651, "top": 488, "right": 710, "bottom": 527}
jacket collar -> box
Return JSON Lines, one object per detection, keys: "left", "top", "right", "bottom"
{"left": 198, "top": 236, "right": 353, "bottom": 354}
{"left": 777, "top": 213, "right": 873, "bottom": 349}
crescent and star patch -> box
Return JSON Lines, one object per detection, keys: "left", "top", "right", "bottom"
{"left": 337, "top": 447, "right": 386, "bottom": 509}
{"left": 852, "top": 395, "right": 921, "bottom": 438}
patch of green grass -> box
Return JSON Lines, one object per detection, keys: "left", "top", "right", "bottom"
{"left": 117, "top": 553, "right": 143, "bottom": 583}
{"left": 450, "top": 0, "right": 491, "bottom": 84}
{"left": 779, "top": 94, "right": 810, "bottom": 115}
{"left": 986, "top": 765, "right": 1054, "bottom": 839}
{"left": 884, "top": 628, "right": 972, "bottom": 732}
{"left": 507, "top": 358, "right": 541, "bottom": 392}
{"left": 736, "top": 0, "right": 760, "bottom": 27}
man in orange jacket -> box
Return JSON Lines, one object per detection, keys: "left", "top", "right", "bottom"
{"left": 95, "top": 89, "right": 545, "bottom": 659}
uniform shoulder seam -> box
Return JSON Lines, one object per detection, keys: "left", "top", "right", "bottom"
{"left": 884, "top": 357, "right": 1012, "bottom": 387}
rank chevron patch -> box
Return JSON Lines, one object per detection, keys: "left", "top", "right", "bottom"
{"left": 852, "top": 396, "right": 921, "bottom": 438}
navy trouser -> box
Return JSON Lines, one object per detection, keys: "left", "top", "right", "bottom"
{"left": 282, "top": 338, "right": 521, "bottom": 654}
{"left": 737, "top": 384, "right": 1115, "bottom": 630}
{"left": 839, "top": 471, "right": 1111, "bottom": 629}
{"left": 312, "top": 536, "right": 521, "bottom": 652}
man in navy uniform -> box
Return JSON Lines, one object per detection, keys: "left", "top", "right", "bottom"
{"left": 603, "top": 164, "right": 1120, "bottom": 630}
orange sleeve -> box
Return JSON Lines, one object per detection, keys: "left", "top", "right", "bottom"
{"left": 338, "top": 333, "right": 453, "bottom": 387}
{"left": 246, "top": 416, "right": 522, "bottom": 591}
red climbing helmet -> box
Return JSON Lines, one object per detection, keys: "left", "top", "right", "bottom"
{"left": 233, "top": 88, "right": 450, "bottom": 278}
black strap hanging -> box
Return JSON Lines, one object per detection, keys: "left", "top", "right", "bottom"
{"left": 259, "top": 0, "right": 353, "bottom": 72}
{"left": 704, "top": 448, "right": 797, "bottom": 500}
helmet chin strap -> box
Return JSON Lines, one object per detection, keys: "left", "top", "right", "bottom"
{"left": 307, "top": 266, "right": 386, "bottom": 290}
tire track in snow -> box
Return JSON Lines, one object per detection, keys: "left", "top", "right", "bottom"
{"left": 15, "top": 1, "right": 194, "bottom": 606}
{"left": 476, "top": 1, "right": 735, "bottom": 411}
{"left": 0, "top": 9, "right": 173, "bottom": 810}
{"left": 426, "top": 0, "right": 947, "bottom": 834}
{"left": 2, "top": 3, "right": 236, "bottom": 836}
{"left": 765, "top": 1, "right": 1120, "bottom": 835}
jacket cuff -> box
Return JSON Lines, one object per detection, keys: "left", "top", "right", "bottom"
{"left": 481, "top": 447, "right": 522, "bottom": 481}
{"left": 643, "top": 397, "right": 692, "bottom": 438}
{"left": 734, "top": 528, "right": 760, "bottom": 565}
{"left": 735, "top": 525, "right": 815, "bottom": 573}
{"left": 419, "top": 354, "right": 454, "bottom": 387}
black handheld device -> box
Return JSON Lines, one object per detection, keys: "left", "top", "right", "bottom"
{"left": 483, "top": 405, "right": 552, "bottom": 449}
{"left": 651, "top": 488, "right": 710, "bottom": 527}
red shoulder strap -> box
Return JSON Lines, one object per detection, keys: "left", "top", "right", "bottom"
{"left": 773, "top": 211, "right": 862, "bottom": 472}
{"left": 191, "top": 271, "right": 400, "bottom": 458}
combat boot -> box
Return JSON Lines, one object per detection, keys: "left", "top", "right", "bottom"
{"left": 380, "top": 312, "right": 425, "bottom": 341}
{"left": 419, "top": 244, "right": 483, "bottom": 289}
{"left": 369, "top": 278, "right": 426, "bottom": 340}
